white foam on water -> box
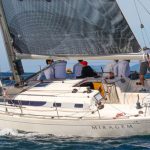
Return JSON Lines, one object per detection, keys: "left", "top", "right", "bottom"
{"left": 0, "top": 128, "right": 46, "bottom": 138}
{"left": 0, "top": 129, "right": 98, "bottom": 142}
{"left": 0, "top": 128, "right": 19, "bottom": 136}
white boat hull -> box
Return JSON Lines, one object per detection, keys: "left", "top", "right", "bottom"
{"left": 0, "top": 78, "right": 150, "bottom": 137}
{"left": 0, "top": 113, "right": 150, "bottom": 137}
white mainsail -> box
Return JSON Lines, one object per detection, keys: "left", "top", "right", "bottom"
{"left": 1, "top": 0, "right": 140, "bottom": 59}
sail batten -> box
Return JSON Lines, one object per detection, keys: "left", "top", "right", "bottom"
{"left": 1, "top": 0, "right": 140, "bottom": 57}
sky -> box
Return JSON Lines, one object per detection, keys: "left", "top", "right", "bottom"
{"left": 0, "top": 0, "right": 150, "bottom": 72}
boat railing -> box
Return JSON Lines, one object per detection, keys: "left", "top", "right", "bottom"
{"left": 0, "top": 103, "right": 102, "bottom": 119}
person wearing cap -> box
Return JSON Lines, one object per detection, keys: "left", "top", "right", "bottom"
{"left": 78, "top": 61, "right": 97, "bottom": 78}
{"left": 73, "top": 60, "right": 83, "bottom": 78}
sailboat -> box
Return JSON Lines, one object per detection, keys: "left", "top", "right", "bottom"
{"left": 0, "top": 0, "right": 150, "bottom": 137}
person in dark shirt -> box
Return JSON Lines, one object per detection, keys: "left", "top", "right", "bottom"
{"left": 78, "top": 61, "right": 97, "bottom": 78}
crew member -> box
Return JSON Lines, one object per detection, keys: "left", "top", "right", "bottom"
{"left": 103, "top": 60, "right": 118, "bottom": 79}
{"left": 118, "top": 60, "right": 130, "bottom": 78}
{"left": 78, "top": 61, "right": 97, "bottom": 78}
{"left": 37, "top": 59, "right": 55, "bottom": 80}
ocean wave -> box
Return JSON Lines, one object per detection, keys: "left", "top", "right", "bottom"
{"left": 0, "top": 129, "right": 149, "bottom": 150}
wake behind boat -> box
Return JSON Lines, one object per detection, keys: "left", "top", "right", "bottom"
{"left": 0, "top": 0, "right": 150, "bottom": 137}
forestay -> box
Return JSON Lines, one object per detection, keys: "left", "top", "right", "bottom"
{"left": 1, "top": 0, "right": 140, "bottom": 58}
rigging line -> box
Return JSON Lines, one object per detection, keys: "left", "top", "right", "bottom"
{"left": 133, "top": 0, "right": 146, "bottom": 47}
{"left": 137, "top": 0, "right": 150, "bottom": 47}
{"left": 137, "top": 0, "right": 150, "bottom": 16}
{"left": 134, "top": 0, "right": 143, "bottom": 25}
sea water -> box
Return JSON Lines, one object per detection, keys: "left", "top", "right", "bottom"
{"left": 0, "top": 128, "right": 149, "bottom": 150}
{"left": 0, "top": 65, "right": 150, "bottom": 150}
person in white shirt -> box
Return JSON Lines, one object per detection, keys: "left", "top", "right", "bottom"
{"left": 137, "top": 48, "right": 150, "bottom": 87}
{"left": 37, "top": 59, "right": 54, "bottom": 80}
{"left": 103, "top": 60, "right": 118, "bottom": 79}
{"left": 73, "top": 60, "right": 83, "bottom": 78}
{"left": 117, "top": 60, "right": 130, "bottom": 78}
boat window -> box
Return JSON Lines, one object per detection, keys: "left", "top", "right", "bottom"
{"left": 53, "top": 103, "right": 61, "bottom": 107}
{"left": 74, "top": 104, "right": 83, "bottom": 108}
{"left": 35, "top": 82, "right": 49, "bottom": 87}
{"left": 8, "top": 100, "right": 46, "bottom": 106}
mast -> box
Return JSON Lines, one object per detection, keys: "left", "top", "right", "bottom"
{"left": 0, "top": 0, "right": 22, "bottom": 84}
